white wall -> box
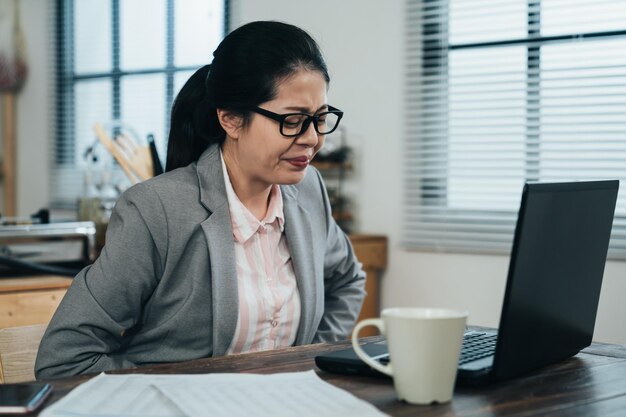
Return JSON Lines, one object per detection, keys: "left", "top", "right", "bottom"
{"left": 13, "top": 1, "right": 626, "bottom": 344}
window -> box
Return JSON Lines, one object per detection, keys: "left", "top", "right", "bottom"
{"left": 52, "top": 0, "right": 227, "bottom": 207}
{"left": 405, "top": 0, "right": 626, "bottom": 259}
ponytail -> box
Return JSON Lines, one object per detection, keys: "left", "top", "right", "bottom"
{"left": 165, "top": 65, "right": 224, "bottom": 172}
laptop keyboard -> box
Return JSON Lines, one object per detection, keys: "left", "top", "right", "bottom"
{"left": 458, "top": 332, "right": 497, "bottom": 364}
{"left": 377, "top": 332, "right": 497, "bottom": 365}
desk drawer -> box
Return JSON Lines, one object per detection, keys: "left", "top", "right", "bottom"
{"left": 0, "top": 289, "right": 67, "bottom": 328}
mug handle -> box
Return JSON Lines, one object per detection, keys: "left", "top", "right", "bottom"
{"left": 351, "top": 318, "right": 393, "bottom": 376}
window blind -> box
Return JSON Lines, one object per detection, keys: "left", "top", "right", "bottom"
{"left": 51, "top": 0, "right": 227, "bottom": 208}
{"left": 405, "top": 0, "right": 626, "bottom": 259}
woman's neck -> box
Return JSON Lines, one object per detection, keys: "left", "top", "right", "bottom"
{"left": 222, "top": 146, "right": 272, "bottom": 221}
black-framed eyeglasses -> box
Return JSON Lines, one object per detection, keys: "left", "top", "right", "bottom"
{"left": 250, "top": 105, "right": 344, "bottom": 137}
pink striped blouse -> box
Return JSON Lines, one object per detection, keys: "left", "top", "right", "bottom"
{"left": 221, "top": 154, "right": 301, "bottom": 354}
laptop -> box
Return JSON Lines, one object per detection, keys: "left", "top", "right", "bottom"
{"left": 316, "top": 180, "right": 619, "bottom": 385}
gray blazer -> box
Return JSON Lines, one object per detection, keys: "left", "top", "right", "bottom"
{"left": 35, "top": 144, "right": 366, "bottom": 379}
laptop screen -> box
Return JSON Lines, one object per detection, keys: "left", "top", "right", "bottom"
{"left": 493, "top": 180, "right": 619, "bottom": 381}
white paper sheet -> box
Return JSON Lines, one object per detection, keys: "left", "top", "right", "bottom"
{"left": 41, "top": 371, "right": 388, "bottom": 417}
{"left": 41, "top": 373, "right": 186, "bottom": 417}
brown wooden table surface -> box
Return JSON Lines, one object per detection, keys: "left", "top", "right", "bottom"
{"left": 35, "top": 336, "right": 626, "bottom": 416}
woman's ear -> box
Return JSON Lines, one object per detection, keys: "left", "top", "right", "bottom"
{"left": 217, "top": 109, "right": 244, "bottom": 140}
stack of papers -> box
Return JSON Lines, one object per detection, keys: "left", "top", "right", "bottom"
{"left": 42, "top": 371, "right": 389, "bottom": 417}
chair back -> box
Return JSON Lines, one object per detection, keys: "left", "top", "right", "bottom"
{"left": 0, "top": 324, "right": 47, "bottom": 383}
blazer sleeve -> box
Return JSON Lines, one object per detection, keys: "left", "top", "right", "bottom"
{"left": 35, "top": 183, "right": 167, "bottom": 379}
{"left": 312, "top": 170, "right": 366, "bottom": 343}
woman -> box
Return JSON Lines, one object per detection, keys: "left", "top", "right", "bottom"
{"left": 35, "top": 21, "right": 366, "bottom": 378}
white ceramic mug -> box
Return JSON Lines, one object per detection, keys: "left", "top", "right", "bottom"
{"left": 352, "top": 307, "right": 468, "bottom": 405}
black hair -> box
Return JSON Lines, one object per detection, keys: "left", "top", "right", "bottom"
{"left": 165, "top": 21, "right": 330, "bottom": 172}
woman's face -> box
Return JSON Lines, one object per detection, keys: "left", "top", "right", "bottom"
{"left": 228, "top": 69, "right": 328, "bottom": 188}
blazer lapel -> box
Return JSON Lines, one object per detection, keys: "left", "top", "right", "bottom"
{"left": 282, "top": 185, "right": 320, "bottom": 345}
{"left": 196, "top": 145, "right": 238, "bottom": 356}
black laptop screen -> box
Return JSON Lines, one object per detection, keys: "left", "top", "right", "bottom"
{"left": 493, "top": 180, "right": 618, "bottom": 380}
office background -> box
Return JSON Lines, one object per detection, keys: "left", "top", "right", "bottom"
{"left": 4, "top": 0, "right": 626, "bottom": 344}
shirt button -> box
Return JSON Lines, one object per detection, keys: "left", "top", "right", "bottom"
{"left": 271, "top": 320, "right": 278, "bottom": 327}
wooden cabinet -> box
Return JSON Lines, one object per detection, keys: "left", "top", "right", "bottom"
{"left": 349, "top": 234, "right": 388, "bottom": 336}
{"left": 0, "top": 276, "right": 72, "bottom": 382}
{"left": 0, "top": 276, "right": 72, "bottom": 328}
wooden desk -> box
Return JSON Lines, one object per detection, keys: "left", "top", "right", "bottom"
{"left": 36, "top": 337, "right": 626, "bottom": 416}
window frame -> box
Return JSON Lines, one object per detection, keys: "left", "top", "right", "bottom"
{"left": 53, "top": 0, "right": 229, "bottom": 206}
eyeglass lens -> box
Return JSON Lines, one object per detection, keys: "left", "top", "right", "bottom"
{"left": 282, "top": 112, "right": 340, "bottom": 136}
